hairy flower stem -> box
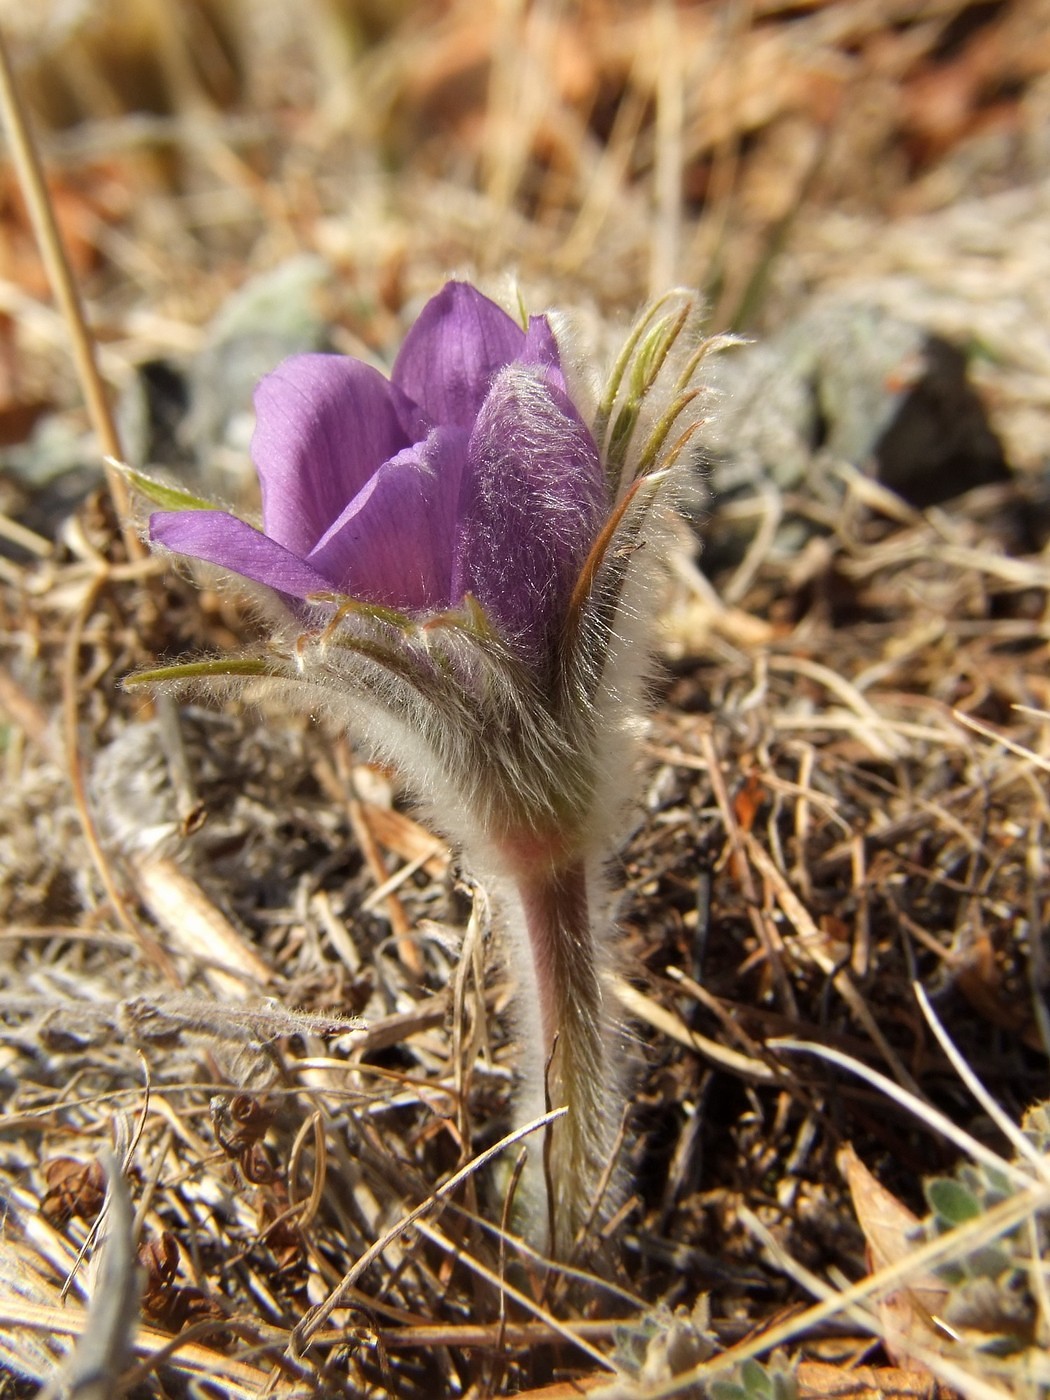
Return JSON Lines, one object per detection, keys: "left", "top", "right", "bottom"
{"left": 514, "top": 859, "right": 614, "bottom": 1254}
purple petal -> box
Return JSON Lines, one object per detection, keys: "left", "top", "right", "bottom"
{"left": 307, "top": 427, "right": 470, "bottom": 610}
{"left": 454, "top": 365, "right": 606, "bottom": 667}
{"left": 519, "top": 315, "right": 563, "bottom": 381}
{"left": 391, "top": 282, "right": 526, "bottom": 431}
{"left": 151, "top": 510, "right": 337, "bottom": 601}
{"left": 252, "top": 355, "right": 413, "bottom": 557}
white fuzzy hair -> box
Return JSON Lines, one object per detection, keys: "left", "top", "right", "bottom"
{"left": 134, "top": 289, "right": 717, "bottom": 1255}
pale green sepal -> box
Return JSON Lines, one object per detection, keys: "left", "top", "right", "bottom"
{"left": 634, "top": 388, "right": 703, "bottom": 478}
{"left": 423, "top": 591, "right": 502, "bottom": 645}
{"left": 123, "top": 657, "right": 274, "bottom": 688}
{"left": 592, "top": 293, "right": 678, "bottom": 445}
{"left": 629, "top": 304, "right": 689, "bottom": 402}
{"left": 106, "top": 457, "right": 221, "bottom": 514}
{"left": 601, "top": 300, "right": 692, "bottom": 489}
{"left": 314, "top": 593, "right": 416, "bottom": 631}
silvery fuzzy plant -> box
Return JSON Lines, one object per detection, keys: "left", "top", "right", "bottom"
{"left": 128, "top": 281, "right": 714, "bottom": 1255}
{"left": 920, "top": 1099, "right": 1050, "bottom": 1361}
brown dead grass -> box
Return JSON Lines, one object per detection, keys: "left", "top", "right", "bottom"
{"left": 0, "top": 1, "right": 1047, "bottom": 1396}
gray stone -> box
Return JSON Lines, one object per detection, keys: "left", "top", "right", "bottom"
{"left": 700, "top": 300, "right": 1008, "bottom": 514}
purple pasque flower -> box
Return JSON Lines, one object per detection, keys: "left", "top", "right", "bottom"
{"left": 138, "top": 280, "right": 713, "bottom": 1256}
{"left": 151, "top": 282, "right": 606, "bottom": 673}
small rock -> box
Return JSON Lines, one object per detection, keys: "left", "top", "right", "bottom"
{"left": 118, "top": 254, "right": 333, "bottom": 500}
{"left": 184, "top": 253, "right": 332, "bottom": 457}
{"left": 700, "top": 299, "right": 1009, "bottom": 517}
{"left": 0, "top": 413, "right": 103, "bottom": 554}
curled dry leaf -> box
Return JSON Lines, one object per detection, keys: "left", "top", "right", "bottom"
{"left": 138, "top": 1231, "right": 227, "bottom": 1338}
{"left": 795, "top": 1359, "right": 949, "bottom": 1398}
{"left": 210, "top": 1092, "right": 275, "bottom": 1156}
{"left": 40, "top": 1156, "right": 107, "bottom": 1225}
{"left": 839, "top": 1143, "right": 950, "bottom": 1371}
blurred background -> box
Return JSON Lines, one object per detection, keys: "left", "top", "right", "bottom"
{"left": 2, "top": 10, "right": 1050, "bottom": 1395}
{"left": 1, "top": 0, "right": 1048, "bottom": 469}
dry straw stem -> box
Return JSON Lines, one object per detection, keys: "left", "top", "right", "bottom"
{"left": 593, "top": 1179, "right": 1050, "bottom": 1400}
{"left": 324, "top": 740, "right": 428, "bottom": 980}
{"left": 36, "top": 1154, "right": 140, "bottom": 1400}
{"left": 735, "top": 1203, "right": 1049, "bottom": 1400}
{"left": 126, "top": 852, "right": 273, "bottom": 996}
{"left": 612, "top": 974, "right": 774, "bottom": 1083}
{"left": 714, "top": 995, "right": 1050, "bottom": 1400}
{"left": 61, "top": 572, "right": 177, "bottom": 983}
{"left": 0, "top": 1301, "right": 286, "bottom": 1399}
{"left": 0, "top": 20, "right": 188, "bottom": 984}
{"left": 0, "top": 25, "right": 136, "bottom": 547}
{"left": 289, "top": 1105, "right": 569, "bottom": 1355}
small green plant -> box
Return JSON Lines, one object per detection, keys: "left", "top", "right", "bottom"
{"left": 708, "top": 1355, "right": 797, "bottom": 1400}
{"left": 920, "top": 1100, "right": 1050, "bottom": 1359}
{"left": 613, "top": 1295, "right": 717, "bottom": 1388}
